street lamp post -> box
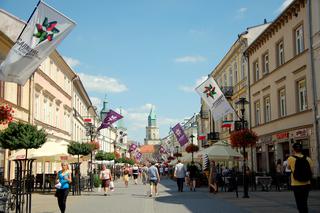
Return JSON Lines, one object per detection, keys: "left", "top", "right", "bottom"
{"left": 190, "top": 134, "right": 195, "bottom": 163}
{"left": 175, "top": 146, "right": 180, "bottom": 160}
{"left": 235, "top": 97, "right": 250, "bottom": 198}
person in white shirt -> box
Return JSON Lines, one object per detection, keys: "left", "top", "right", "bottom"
{"left": 100, "top": 164, "right": 112, "bottom": 196}
{"left": 174, "top": 160, "right": 186, "bottom": 192}
{"left": 132, "top": 164, "right": 139, "bottom": 185}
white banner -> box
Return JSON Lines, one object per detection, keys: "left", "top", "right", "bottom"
{"left": 195, "top": 77, "right": 234, "bottom": 120}
{"left": 0, "top": 1, "right": 76, "bottom": 85}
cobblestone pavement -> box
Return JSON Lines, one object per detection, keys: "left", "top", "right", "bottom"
{"left": 30, "top": 178, "right": 320, "bottom": 213}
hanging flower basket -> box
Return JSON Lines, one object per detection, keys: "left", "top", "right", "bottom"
{"left": 167, "top": 156, "right": 175, "bottom": 160}
{"left": 0, "top": 104, "right": 14, "bottom": 125}
{"left": 185, "top": 144, "right": 199, "bottom": 153}
{"left": 173, "top": 152, "right": 182, "bottom": 157}
{"left": 114, "top": 151, "right": 121, "bottom": 159}
{"left": 89, "top": 140, "right": 100, "bottom": 151}
{"left": 230, "top": 128, "right": 258, "bottom": 148}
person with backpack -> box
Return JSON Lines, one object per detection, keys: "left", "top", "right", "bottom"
{"left": 287, "top": 142, "right": 313, "bottom": 213}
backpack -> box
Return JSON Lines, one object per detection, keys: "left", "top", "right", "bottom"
{"left": 293, "top": 155, "right": 312, "bottom": 182}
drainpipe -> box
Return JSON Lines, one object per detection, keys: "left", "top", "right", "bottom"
{"left": 307, "top": 0, "right": 320, "bottom": 177}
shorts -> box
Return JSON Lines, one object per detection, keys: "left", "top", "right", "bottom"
{"left": 133, "top": 174, "right": 138, "bottom": 179}
{"left": 102, "top": 179, "right": 110, "bottom": 187}
{"left": 149, "top": 180, "right": 158, "bottom": 186}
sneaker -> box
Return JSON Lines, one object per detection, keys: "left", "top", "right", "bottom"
{"left": 104, "top": 193, "right": 107, "bottom": 196}
{"left": 149, "top": 194, "right": 152, "bottom": 197}
{"left": 155, "top": 193, "right": 159, "bottom": 196}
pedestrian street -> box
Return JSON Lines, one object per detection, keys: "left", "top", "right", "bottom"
{"left": 31, "top": 178, "right": 320, "bottom": 213}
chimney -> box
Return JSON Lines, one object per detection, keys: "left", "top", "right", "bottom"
{"left": 264, "top": 18, "right": 267, "bottom": 24}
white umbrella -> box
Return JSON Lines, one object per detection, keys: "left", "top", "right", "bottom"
{"left": 196, "top": 141, "right": 243, "bottom": 160}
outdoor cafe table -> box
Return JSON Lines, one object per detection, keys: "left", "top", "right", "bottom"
{"left": 255, "top": 176, "right": 272, "bottom": 191}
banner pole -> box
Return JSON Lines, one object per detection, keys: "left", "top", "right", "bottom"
{"left": 16, "top": 0, "right": 41, "bottom": 42}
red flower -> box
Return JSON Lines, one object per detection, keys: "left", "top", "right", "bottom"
{"left": 185, "top": 144, "right": 199, "bottom": 153}
{"left": 230, "top": 129, "right": 258, "bottom": 148}
{"left": 115, "top": 151, "right": 121, "bottom": 159}
{"left": 89, "top": 140, "right": 100, "bottom": 150}
{"left": 0, "top": 104, "right": 14, "bottom": 125}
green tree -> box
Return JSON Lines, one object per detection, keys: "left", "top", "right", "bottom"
{"left": 0, "top": 122, "right": 47, "bottom": 159}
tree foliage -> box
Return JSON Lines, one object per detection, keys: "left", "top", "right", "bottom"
{"left": 0, "top": 122, "right": 47, "bottom": 150}
{"left": 68, "top": 142, "right": 92, "bottom": 156}
{"left": 95, "top": 151, "right": 115, "bottom": 161}
{"left": 230, "top": 128, "right": 258, "bottom": 148}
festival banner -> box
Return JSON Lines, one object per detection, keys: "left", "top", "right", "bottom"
{"left": 195, "top": 77, "right": 234, "bottom": 120}
{"left": 172, "top": 123, "right": 188, "bottom": 147}
{"left": 159, "top": 145, "right": 167, "bottom": 154}
{"left": 0, "top": 1, "right": 76, "bottom": 85}
{"left": 97, "top": 109, "right": 123, "bottom": 131}
{"left": 129, "top": 144, "right": 137, "bottom": 152}
{"left": 135, "top": 152, "right": 142, "bottom": 160}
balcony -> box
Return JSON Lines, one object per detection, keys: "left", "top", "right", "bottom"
{"left": 221, "top": 86, "right": 233, "bottom": 98}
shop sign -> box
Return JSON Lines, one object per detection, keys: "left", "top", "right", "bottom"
{"left": 276, "top": 132, "right": 289, "bottom": 140}
{"left": 292, "top": 128, "right": 308, "bottom": 139}
{"left": 258, "top": 135, "right": 272, "bottom": 144}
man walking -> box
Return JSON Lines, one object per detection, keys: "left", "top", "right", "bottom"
{"left": 174, "top": 160, "right": 186, "bottom": 192}
{"left": 147, "top": 161, "right": 160, "bottom": 197}
{"left": 288, "top": 142, "right": 313, "bottom": 213}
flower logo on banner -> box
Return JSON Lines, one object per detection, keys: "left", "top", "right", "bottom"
{"left": 203, "top": 84, "right": 217, "bottom": 99}
{"left": 34, "top": 17, "right": 60, "bottom": 44}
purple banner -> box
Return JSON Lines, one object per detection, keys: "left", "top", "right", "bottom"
{"left": 159, "top": 145, "right": 166, "bottom": 154}
{"left": 97, "top": 109, "right": 123, "bottom": 131}
{"left": 129, "top": 144, "right": 137, "bottom": 152}
{"left": 172, "top": 123, "right": 188, "bottom": 147}
{"left": 135, "top": 152, "right": 142, "bottom": 160}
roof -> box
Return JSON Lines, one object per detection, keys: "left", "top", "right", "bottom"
{"left": 140, "top": 145, "right": 156, "bottom": 153}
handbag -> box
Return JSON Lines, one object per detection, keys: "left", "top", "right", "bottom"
{"left": 55, "top": 182, "right": 61, "bottom": 189}
{"left": 109, "top": 181, "right": 114, "bottom": 191}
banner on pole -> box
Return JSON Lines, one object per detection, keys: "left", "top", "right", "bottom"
{"left": 135, "top": 152, "right": 142, "bottom": 160}
{"left": 0, "top": 1, "right": 76, "bottom": 85}
{"left": 159, "top": 145, "right": 167, "bottom": 154}
{"left": 129, "top": 144, "right": 137, "bottom": 152}
{"left": 172, "top": 123, "right": 188, "bottom": 147}
{"left": 195, "top": 77, "right": 234, "bottom": 121}
{"left": 97, "top": 109, "right": 123, "bottom": 131}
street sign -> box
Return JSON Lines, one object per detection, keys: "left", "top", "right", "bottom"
{"left": 84, "top": 118, "right": 93, "bottom": 123}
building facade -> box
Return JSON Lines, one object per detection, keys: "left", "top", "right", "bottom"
{"left": 245, "top": 0, "right": 318, "bottom": 175}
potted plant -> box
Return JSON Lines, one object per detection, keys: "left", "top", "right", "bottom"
{"left": 230, "top": 128, "right": 258, "bottom": 148}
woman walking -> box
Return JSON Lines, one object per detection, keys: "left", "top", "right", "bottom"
{"left": 209, "top": 160, "right": 218, "bottom": 193}
{"left": 100, "top": 165, "right": 112, "bottom": 196}
{"left": 123, "top": 165, "right": 130, "bottom": 187}
{"left": 55, "top": 162, "right": 72, "bottom": 213}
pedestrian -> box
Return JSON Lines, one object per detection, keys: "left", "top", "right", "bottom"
{"left": 187, "top": 162, "right": 197, "bottom": 191}
{"left": 132, "top": 164, "right": 139, "bottom": 185}
{"left": 209, "top": 160, "right": 217, "bottom": 193}
{"left": 55, "top": 162, "right": 71, "bottom": 213}
{"left": 100, "top": 164, "right": 112, "bottom": 196}
{"left": 174, "top": 160, "right": 186, "bottom": 192}
{"left": 147, "top": 161, "right": 160, "bottom": 197}
{"left": 141, "top": 164, "right": 148, "bottom": 185}
{"left": 164, "top": 166, "right": 169, "bottom": 177}
{"left": 123, "top": 165, "right": 130, "bottom": 187}
{"left": 159, "top": 166, "right": 164, "bottom": 177}
{"left": 283, "top": 154, "right": 292, "bottom": 190}
{"left": 275, "top": 159, "right": 283, "bottom": 191}
{"left": 288, "top": 142, "right": 313, "bottom": 213}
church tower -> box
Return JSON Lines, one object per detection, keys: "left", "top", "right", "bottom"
{"left": 144, "top": 106, "right": 160, "bottom": 145}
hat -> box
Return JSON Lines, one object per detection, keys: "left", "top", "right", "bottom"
{"left": 292, "top": 142, "right": 302, "bottom": 150}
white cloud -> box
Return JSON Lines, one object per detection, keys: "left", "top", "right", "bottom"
{"left": 78, "top": 73, "right": 127, "bottom": 93}
{"left": 179, "top": 76, "right": 207, "bottom": 93}
{"left": 63, "top": 56, "right": 80, "bottom": 68}
{"left": 235, "top": 7, "right": 247, "bottom": 19}
{"left": 276, "top": 0, "right": 294, "bottom": 14}
{"left": 90, "top": 96, "right": 102, "bottom": 110}
{"left": 238, "top": 7, "right": 247, "bottom": 13}
{"left": 175, "top": 56, "right": 207, "bottom": 63}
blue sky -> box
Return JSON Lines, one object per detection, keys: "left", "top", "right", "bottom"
{"left": 0, "top": 0, "right": 292, "bottom": 143}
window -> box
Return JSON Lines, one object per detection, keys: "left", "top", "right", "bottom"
{"left": 223, "top": 73, "right": 227, "bottom": 87}
{"left": 49, "top": 102, "right": 53, "bottom": 125}
{"left": 56, "top": 107, "right": 59, "bottom": 128}
{"left": 264, "top": 96, "right": 271, "bottom": 123}
{"left": 279, "top": 89, "right": 286, "bottom": 117}
{"left": 297, "top": 79, "right": 307, "bottom": 111}
{"left": 234, "top": 63, "right": 238, "bottom": 84}
{"left": 263, "top": 53, "right": 269, "bottom": 74}
{"left": 241, "top": 57, "right": 246, "bottom": 80}
{"left": 229, "top": 67, "right": 233, "bottom": 86}
{"left": 277, "top": 40, "right": 284, "bottom": 66}
{"left": 254, "top": 101, "right": 261, "bottom": 126}
{"left": 254, "top": 61, "right": 259, "bottom": 82}
{"left": 0, "top": 81, "right": 4, "bottom": 98}
{"left": 295, "top": 25, "right": 304, "bottom": 55}
{"left": 35, "top": 94, "right": 40, "bottom": 120}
